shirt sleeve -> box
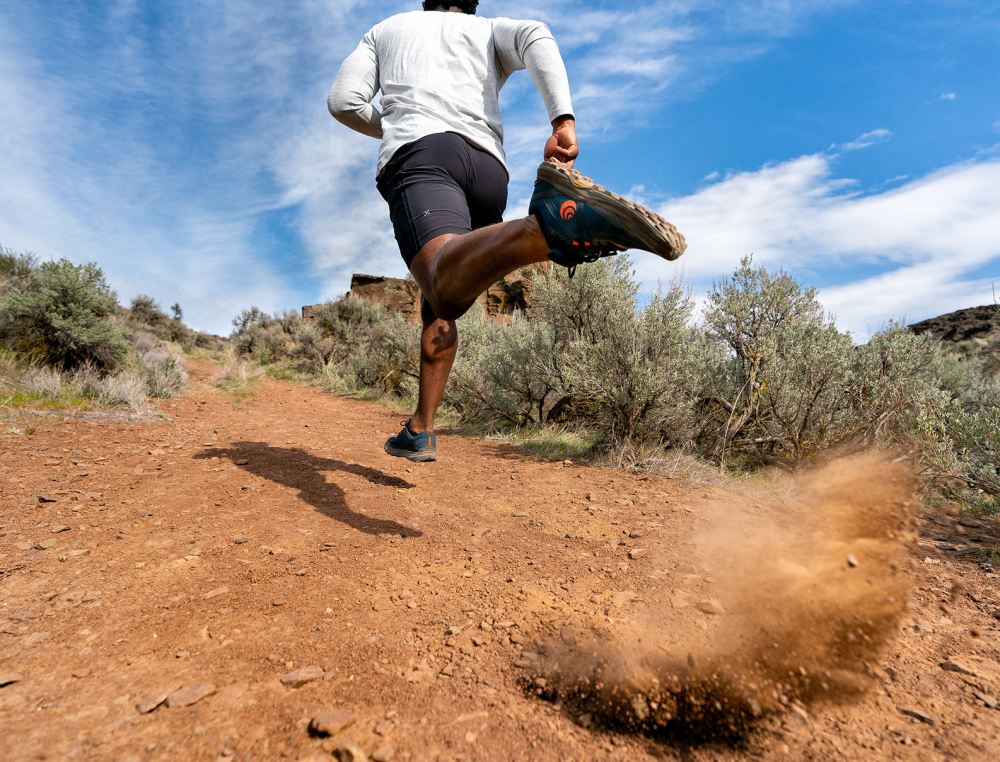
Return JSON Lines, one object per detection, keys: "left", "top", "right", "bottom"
{"left": 492, "top": 18, "right": 574, "bottom": 123}
{"left": 327, "top": 28, "right": 383, "bottom": 139}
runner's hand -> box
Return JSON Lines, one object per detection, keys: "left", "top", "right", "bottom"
{"left": 544, "top": 116, "right": 579, "bottom": 167}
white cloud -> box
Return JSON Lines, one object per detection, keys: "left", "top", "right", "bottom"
{"left": 829, "top": 128, "right": 892, "bottom": 153}
{"left": 641, "top": 154, "right": 1000, "bottom": 339}
{"left": 939, "top": 92, "right": 957, "bottom": 101}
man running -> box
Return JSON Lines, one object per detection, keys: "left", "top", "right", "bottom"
{"left": 329, "top": 1, "right": 685, "bottom": 462}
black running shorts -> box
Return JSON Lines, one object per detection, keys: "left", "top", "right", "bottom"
{"left": 376, "top": 132, "right": 509, "bottom": 268}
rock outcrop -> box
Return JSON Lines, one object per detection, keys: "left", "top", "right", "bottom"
{"left": 303, "top": 263, "right": 549, "bottom": 324}
{"left": 909, "top": 304, "right": 999, "bottom": 374}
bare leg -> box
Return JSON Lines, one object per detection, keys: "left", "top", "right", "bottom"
{"left": 409, "top": 298, "right": 457, "bottom": 433}
{"left": 409, "top": 215, "right": 550, "bottom": 320}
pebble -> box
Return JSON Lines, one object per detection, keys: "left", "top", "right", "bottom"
{"left": 166, "top": 683, "right": 217, "bottom": 708}
{"left": 203, "top": 587, "right": 229, "bottom": 600}
{"left": 847, "top": 554, "right": 860, "bottom": 568}
{"left": 0, "top": 673, "right": 23, "bottom": 687}
{"left": 50, "top": 525, "right": 70, "bottom": 534}
{"left": 628, "top": 530, "right": 644, "bottom": 539}
{"left": 898, "top": 706, "right": 934, "bottom": 725}
{"left": 308, "top": 709, "right": 355, "bottom": 737}
{"left": 973, "top": 691, "right": 998, "bottom": 709}
{"left": 37, "top": 495, "right": 57, "bottom": 503}
{"left": 332, "top": 744, "right": 368, "bottom": 762}
{"left": 235, "top": 459, "right": 249, "bottom": 466}
{"left": 136, "top": 688, "right": 173, "bottom": 714}
{"left": 371, "top": 744, "right": 394, "bottom": 762}
{"left": 280, "top": 666, "right": 324, "bottom": 688}
{"left": 34, "top": 539, "right": 57, "bottom": 550}
{"left": 940, "top": 659, "right": 977, "bottom": 677}
{"left": 695, "top": 598, "right": 725, "bottom": 615}
{"left": 627, "top": 548, "right": 646, "bottom": 560}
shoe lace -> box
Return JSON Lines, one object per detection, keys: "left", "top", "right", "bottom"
{"left": 566, "top": 245, "right": 623, "bottom": 278}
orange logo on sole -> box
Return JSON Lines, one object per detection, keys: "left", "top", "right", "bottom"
{"left": 560, "top": 200, "right": 577, "bottom": 220}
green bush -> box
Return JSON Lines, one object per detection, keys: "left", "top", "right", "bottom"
{"left": 700, "top": 257, "right": 858, "bottom": 467}
{"left": 231, "top": 297, "right": 419, "bottom": 397}
{"left": 0, "top": 258, "right": 128, "bottom": 372}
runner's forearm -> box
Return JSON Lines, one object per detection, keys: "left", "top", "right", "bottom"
{"left": 522, "top": 36, "right": 574, "bottom": 124}
{"left": 328, "top": 36, "right": 384, "bottom": 139}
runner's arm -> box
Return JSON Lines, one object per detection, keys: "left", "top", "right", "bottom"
{"left": 494, "top": 19, "right": 577, "bottom": 163}
{"left": 493, "top": 20, "right": 575, "bottom": 126}
{"left": 328, "top": 31, "right": 383, "bottom": 139}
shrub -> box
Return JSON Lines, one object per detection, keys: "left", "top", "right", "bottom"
{"left": 699, "top": 256, "right": 858, "bottom": 467}
{"left": 449, "top": 311, "right": 562, "bottom": 426}
{"left": 231, "top": 298, "right": 419, "bottom": 396}
{"left": 0, "top": 258, "right": 128, "bottom": 372}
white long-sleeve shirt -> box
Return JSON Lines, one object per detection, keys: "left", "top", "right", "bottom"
{"left": 328, "top": 10, "right": 574, "bottom": 174}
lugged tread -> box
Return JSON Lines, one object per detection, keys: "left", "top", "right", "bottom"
{"left": 536, "top": 160, "right": 687, "bottom": 261}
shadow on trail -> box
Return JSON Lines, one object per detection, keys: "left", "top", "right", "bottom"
{"left": 196, "top": 442, "right": 422, "bottom": 538}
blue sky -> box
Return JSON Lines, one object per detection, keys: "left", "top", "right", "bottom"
{"left": 1, "top": 0, "right": 998, "bottom": 336}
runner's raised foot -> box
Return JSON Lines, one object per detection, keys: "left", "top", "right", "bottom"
{"left": 528, "top": 160, "right": 687, "bottom": 274}
{"left": 384, "top": 420, "right": 437, "bottom": 462}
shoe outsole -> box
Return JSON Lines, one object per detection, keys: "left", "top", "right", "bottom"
{"left": 537, "top": 160, "right": 687, "bottom": 261}
{"left": 384, "top": 443, "right": 437, "bottom": 462}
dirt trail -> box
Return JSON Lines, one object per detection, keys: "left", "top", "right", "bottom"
{"left": 1, "top": 362, "right": 998, "bottom": 761}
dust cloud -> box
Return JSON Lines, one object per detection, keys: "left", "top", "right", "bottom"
{"left": 528, "top": 452, "right": 917, "bottom": 741}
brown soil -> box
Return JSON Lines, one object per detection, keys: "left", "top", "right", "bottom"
{"left": 1, "top": 361, "right": 998, "bottom": 761}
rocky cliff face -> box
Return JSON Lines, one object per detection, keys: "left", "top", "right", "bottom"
{"left": 302, "top": 263, "right": 550, "bottom": 324}
{"left": 909, "top": 304, "right": 999, "bottom": 374}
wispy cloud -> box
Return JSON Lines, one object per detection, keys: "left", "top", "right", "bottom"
{"left": 829, "top": 128, "right": 892, "bottom": 153}
{"left": 642, "top": 152, "right": 1000, "bottom": 338}
{"left": 939, "top": 91, "right": 957, "bottom": 101}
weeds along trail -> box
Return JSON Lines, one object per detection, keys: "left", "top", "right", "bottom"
{"left": 529, "top": 452, "right": 917, "bottom": 741}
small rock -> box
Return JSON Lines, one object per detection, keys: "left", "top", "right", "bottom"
{"left": 67, "top": 549, "right": 89, "bottom": 558}
{"left": 627, "top": 548, "right": 646, "bottom": 560}
{"left": 789, "top": 704, "right": 810, "bottom": 725}
{"left": 34, "top": 539, "right": 57, "bottom": 550}
{"left": 280, "top": 665, "right": 324, "bottom": 688}
{"left": 371, "top": 744, "right": 394, "bottom": 762}
{"left": 50, "top": 525, "right": 70, "bottom": 534}
{"left": 166, "top": 683, "right": 216, "bottom": 708}
{"left": 14, "top": 542, "right": 31, "bottom": 551}
{"left": 136, "top": 688, "right": 172, "bottom": 714}
{"left": 372, "top": 719, "right": 393, "bottom": 736}
{"left": 37, "top": 495, "right": 57, "bottom": 503}
{"left": 71, "top": 667, "right": 90, "bottom": 678}
{"left": 203, "top": 587, "right": 229, "bottom": 600}
{"left": 308, "top": 709, "right": 354, "bottom": 737}
{"left": 0, "top": 673, "right": 23, "bottom": 687}
{"left": 471, "top": 635, "right": 486, "bottom": 647}
{"left": 940, "top": 659, "right": 977, "bottom": 677}
{"left": 332, "top": 744, "right": 368, "bottom": 762}
{"left": 695, "top": 598, "right": 725, "bottom": 615}
{"left": 973, "top": 691, "right": 998, "bottom": 709}
{"left": 847, "top": 554, "right": 860, "bottom": 568}
{"left": 670, "top": 589, "right": 694, "bottom": 609}
{"left": 235, "top": 459, "right": 249, "bottom": 466}
{"left": 234, "top": 538, "right": 248, "bottom": 545}
{"left": 628, "top": 530, "right": 644, "bottom": 539}
{"left": 898, "top": 706, "right": 934, "bottom": 725}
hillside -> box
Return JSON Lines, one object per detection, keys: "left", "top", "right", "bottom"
{"left": 910, "top": 304, "right": 1000, "bottom": 373}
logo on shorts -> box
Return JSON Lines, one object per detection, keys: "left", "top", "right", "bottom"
{"left": 559, "top": 200, "right": 577, "bottom": 220}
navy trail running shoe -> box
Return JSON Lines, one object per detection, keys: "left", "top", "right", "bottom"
{"left": 528, "top": 160, "right": 686, "bottom": 275}
{"left": 384, "top": 420, "right": 437, "bottom": 462}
